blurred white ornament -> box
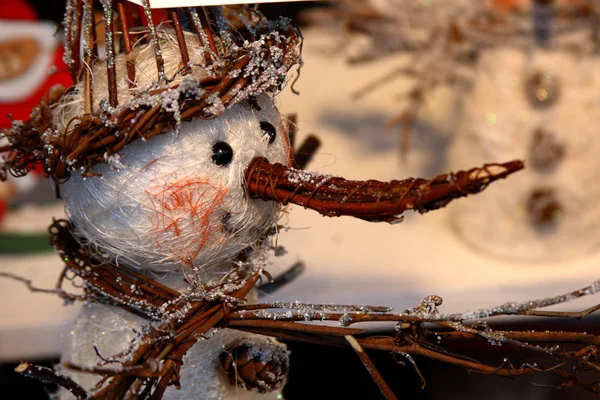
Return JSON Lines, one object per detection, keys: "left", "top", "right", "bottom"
{"left": 449, "top": 45, "right": 600, "bottom": 262}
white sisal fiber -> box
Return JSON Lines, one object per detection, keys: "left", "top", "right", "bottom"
{"left": 63, "top": 94, "right": 290, "bottom": 276}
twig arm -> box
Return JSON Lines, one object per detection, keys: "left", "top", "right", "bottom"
{"left": 346, "top": 335, "right": 397, "bottom": 400}
{"left": 15, "top": 362, "right": 89, "bottom": 400}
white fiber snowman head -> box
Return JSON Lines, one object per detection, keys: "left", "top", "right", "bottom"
{"left": 63, "top": 94, "right": 291, "bottom": 276}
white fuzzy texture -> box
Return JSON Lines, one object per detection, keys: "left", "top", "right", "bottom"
{"left": 450, "top": 46, "right": 600, "bottom": 262}
{"left": 64, "top": 95, "right": 290, "bottom": 275}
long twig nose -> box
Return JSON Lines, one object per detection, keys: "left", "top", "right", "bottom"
{"left": 244, "top": 157, "right": 524, "bottom": 223}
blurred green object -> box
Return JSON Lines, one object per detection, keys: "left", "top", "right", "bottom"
{"left": 0, "top": 232, "right": 51, "bottom": 254}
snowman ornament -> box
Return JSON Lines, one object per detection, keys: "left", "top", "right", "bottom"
{"left": 0, "top": 3, "right": 523, "bottom": 399}
{"left": 61, "top": 93, "right": 294, "bottom": 399}
{"left": 449, "top": 0, "right": 600, "bottom": 262}
{"left": 0, "top": 4, "right": 305, "bottom": 398}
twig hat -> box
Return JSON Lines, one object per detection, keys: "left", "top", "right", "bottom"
{"left": 0, "top": 2, "right": 302, "bottom": 189}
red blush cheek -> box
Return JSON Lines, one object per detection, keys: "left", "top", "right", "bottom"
{"left": 145, "top": 176, "right": 229, "bottom": 267}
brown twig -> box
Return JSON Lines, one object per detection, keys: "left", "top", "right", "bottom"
{"left": 116, "top": 0, "right": 136, "bottom": 87}
{"left": 83, "top": 0, "right": 94, "bottom": 113}
{"left": 168, "top": 9, "right": 191, "bottom": 75}
{"left": 294, "top": 134, "right": 321, "bottom": 170}
{"left": 0, "top": 271, "right": 83, "bottom": 302}
{"left": 433, "top": 330, "right": 600, "bottom": 348}
{"left": 346, "top": 335, "right": 397, "bottom": 400}
{"left": 102, "top": 0, "right": 118, "bottom": 107}
{"left": 524, "top": 303, "right": 600, "bottom": 319}
{"left": 62, "top": 361, "right": 160, "bottom": 379}
{"left": 245, "top": 156, "right": 524, "bottom": 222}
{"left": 141, "top": 0, "right": 165, "bottom": 81}
{"left": 15, "top": 362, "right": 89, "bottom": 400}
{"left": 255, "top": 261, "right": 305, "bottom": 295}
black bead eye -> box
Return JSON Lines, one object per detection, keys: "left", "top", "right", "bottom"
{"left": 260, "top": 121, "right": 277, "bottom": 145}
{"left": 212, "top": 141, "right": 233, "bottom": 166}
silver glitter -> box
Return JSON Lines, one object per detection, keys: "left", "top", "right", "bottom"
{"left": 62, "top": 0, "right": 76, "bottom": 70}
{"left": 142, "top": 0, "right": 166, "bottom": 82}
{"left": 100, "top": 0, "right": 115, "bottom": 69}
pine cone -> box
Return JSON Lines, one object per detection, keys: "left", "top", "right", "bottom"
{"left": 220, "top": 338, "right": 289, "bottom": 393}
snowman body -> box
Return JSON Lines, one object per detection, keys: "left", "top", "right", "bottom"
{"left": 449, "top": 46, "right": 600, "bottom": 262}
{"left": 60, "top": 95, "right": 292, "bottom": 399}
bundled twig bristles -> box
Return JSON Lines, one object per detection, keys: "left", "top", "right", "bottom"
{"left": 0, "top": 3, "right": 302, "bottom": 187}
{"left": 220, "top": 339, "right": 289, "bottom": 393}
{"left": 14, "top": 362, "right": 88, "bottom": 400}
{"left": 4, "top": 218, "right": 600, "bottom": 398}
